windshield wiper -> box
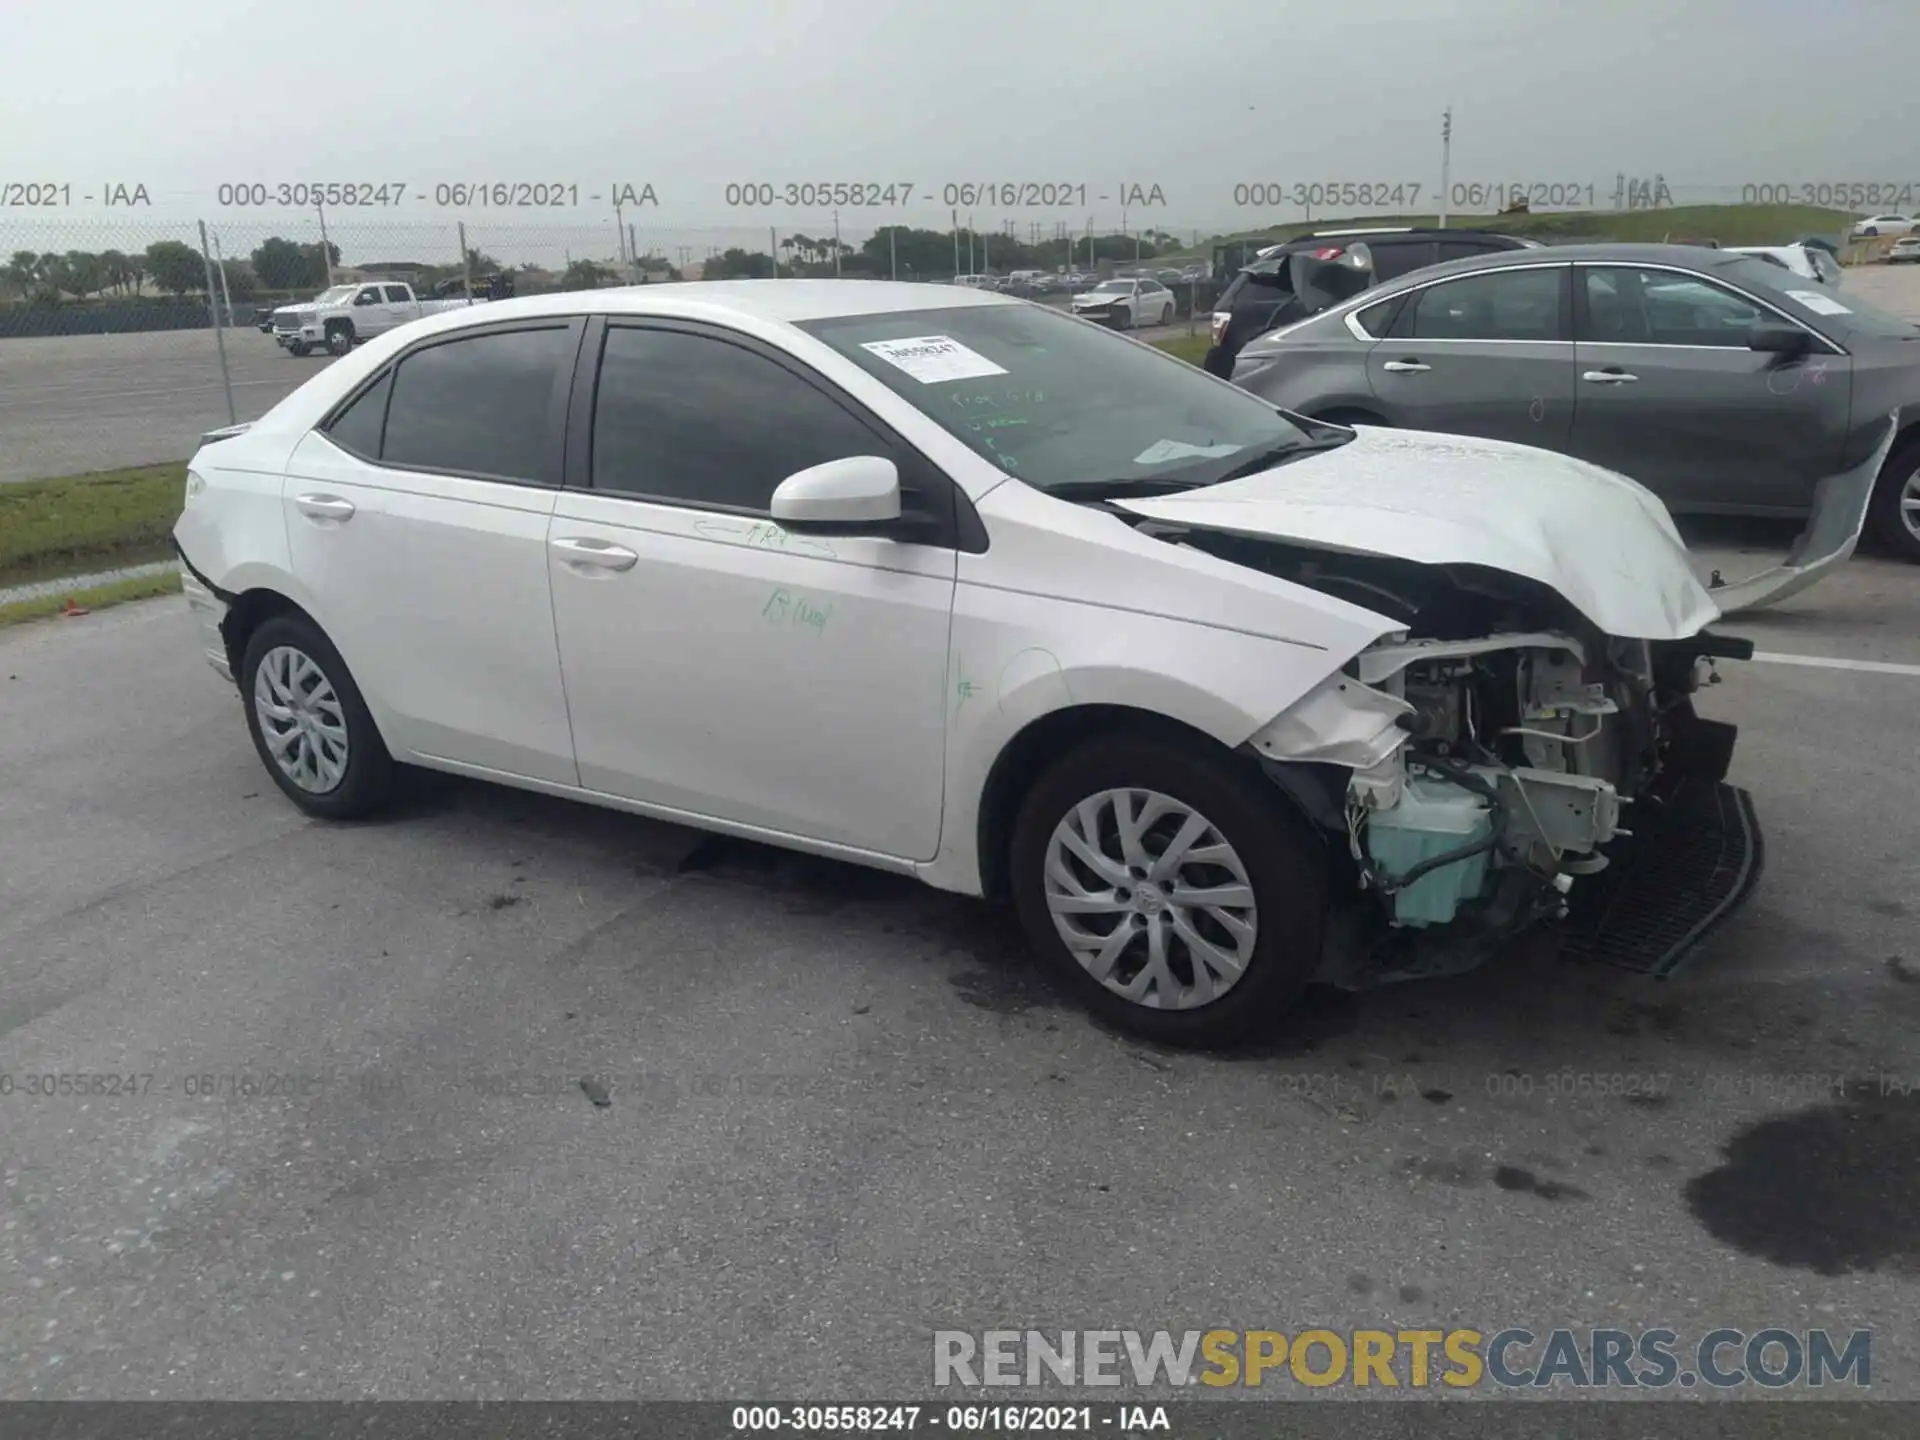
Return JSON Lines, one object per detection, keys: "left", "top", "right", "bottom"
{"left": 1206, "top": 433, "right": 1353, "bottom": 486}
{"left": 1044, "top": 476, "right": 1213, "bottom": 500}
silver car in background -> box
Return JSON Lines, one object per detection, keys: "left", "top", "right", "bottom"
{"left": 1227, "top": 243, "right": 1920, "bottom": 562}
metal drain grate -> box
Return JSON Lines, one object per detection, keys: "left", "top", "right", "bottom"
{"left": 1556, "top": 780, "right": 1764, "bottom": 977}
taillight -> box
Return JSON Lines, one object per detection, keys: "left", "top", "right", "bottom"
{"left": 1309, "top": 246, "right": 1345, "bottom": 260}
{"left": 1210, "top": 311, "right": 1230, "bottom": 345}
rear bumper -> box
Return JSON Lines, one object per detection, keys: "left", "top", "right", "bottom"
{"left": 179, "top": 568, "right": 232, "bottom": 681}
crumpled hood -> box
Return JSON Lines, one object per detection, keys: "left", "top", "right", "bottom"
{"left": 1115, "top": 427, "right": 1722, "bottom": 640}
{"left": 1072, "top": 293, "right": 1124, "bottom": 306}
{"left": 273, "top": 304, "right": 318, "bottom": 317}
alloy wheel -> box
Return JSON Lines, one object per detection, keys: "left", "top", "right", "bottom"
{"left": 253, "top": 645, "right": 350, "bottom": 793}
{"left": 1042, "top": 787, "right": 1258, "bottom": 1010}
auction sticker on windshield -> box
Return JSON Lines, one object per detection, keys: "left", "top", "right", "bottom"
{"left": 1786, "top": 289, "right": 1851, "bottom": 315}
{"left": 860, "top": 336, "right": 1009, "bottom": 383}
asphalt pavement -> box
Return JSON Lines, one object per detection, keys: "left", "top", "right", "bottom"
{"left": 3, "top": 550, "right": 1917, "bottom": 1400}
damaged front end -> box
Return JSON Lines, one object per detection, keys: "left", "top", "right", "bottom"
{"left": 1218, "top": 543, "right": 1765, "bottom": 988}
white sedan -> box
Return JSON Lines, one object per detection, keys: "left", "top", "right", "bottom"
{"left": 173, "top": 281, "right": 1764, "bottom": 1046}
{"left": 1068, "top": 277, "right": 1176, "bottom": 328}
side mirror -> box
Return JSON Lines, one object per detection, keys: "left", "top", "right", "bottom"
{"left": 769, "top": 455, "right": 902, "bottom": 533}
{"left": 1339, "top": 242, "right": 1374, "bottom": 274}
{"left": 1748, "top": 322, "right": 1811, "bottom": 357}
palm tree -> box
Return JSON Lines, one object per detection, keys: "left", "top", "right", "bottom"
{"left": 4, "top": 250, "right": 39, "bottom": 298}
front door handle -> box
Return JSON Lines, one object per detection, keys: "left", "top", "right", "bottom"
{"left": 1582, "top": 369, "right": 1639, "bottom": 384}
{"left": 295, "top": 493, "right": 355, "bottom": 520}
{"left": 551, "top": 537, "right": 639, "bottom": 572}
{"left": 1381, "top": 359, "right": 1430, "bottom": 373}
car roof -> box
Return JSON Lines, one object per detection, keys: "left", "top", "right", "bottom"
{"left": 401, "top": 279, "right": 1018, "bottom": 334}
{"left": 1360, "top": 241, "right": 1761, "bottom": 284}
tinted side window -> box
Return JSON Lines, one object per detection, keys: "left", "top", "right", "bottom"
{"left": 1404, "top": 267, "right": 1564, "bottom": 340}
{"left": 1370, "top": 241, "right": 1438, "bottom": 280}
{"left": 1352, "top": 295, "right": 1403, "bottom": 338}
{"left": 592, "top": 327, "right": 889, "bottom": 511}
{"left": 1582, "top": 267, "right": 1765, "bottom": 347}
{"left": 1436, "top": 239, "right": 1503, "bottom": 264}
{"left": 382, "top": 285, "right": 411, "bottom": 303}
{"left": 381, "top": 326, "right": 573, "bottom": 482}
{"left": 323, "top": 369, "right": 393, "bottom": 458}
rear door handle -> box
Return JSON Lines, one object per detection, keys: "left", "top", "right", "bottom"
{"left": 295, "top": 493, "right": 355, "bottom": 520}
{"left": 551, "top": 537, "right": 639, "bottom": 572}
{"left": 1381, "top": 359, "right": 1430, "bottom": 373}
{"left": 1582, "top": 369, "right": 1639, "bottom": 384}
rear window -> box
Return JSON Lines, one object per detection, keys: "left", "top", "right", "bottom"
{"left": 1221, "top": 266, "right": 1293, "bottom": 308}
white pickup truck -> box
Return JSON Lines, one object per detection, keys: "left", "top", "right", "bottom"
{"left": 268, "top": 280, "right": 483, "bottom": 357}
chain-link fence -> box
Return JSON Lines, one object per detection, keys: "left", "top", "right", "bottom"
{"left": 1, "top": 177, "right": 1907, "bottom": 484}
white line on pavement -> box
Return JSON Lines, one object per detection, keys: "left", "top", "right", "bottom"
{"left": 1752, "top": 651, "right": 1920, "bottom": 677}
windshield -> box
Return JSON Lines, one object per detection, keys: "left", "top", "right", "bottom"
{"left": 1712, "top": 256, "right": 1919, "bottom": 338}
{"left": 1089, "top": 280, "right": 1135, "bottom": 293}
{"left": 795, "top": 302, "right": 1316, "bottom": 493}
{"left": 312, "top": 285, "right": 357, "bottom": 304}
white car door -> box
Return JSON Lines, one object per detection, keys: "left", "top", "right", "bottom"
{"left": 281, "top": 318, "right": 583, "bottom": 784}
{"left": 544, "top": 318, "right": 959, "bottom": 860}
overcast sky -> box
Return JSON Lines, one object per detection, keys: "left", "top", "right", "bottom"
{"left": 5, "top": 0, "right": 1917, "bottom": 242}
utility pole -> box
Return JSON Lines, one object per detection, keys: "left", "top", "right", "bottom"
{"left": 1438, "top": 106, "right": 1453, "bottom": 228}
{"left": 317, "top": 203, "right": 334, "bottom": 285}
{"left": 832, "top": 209, "right": 842, "bottom": 275}
{"left": 889, "top": 225, "right": 898, "bottom": 281}
{"left": 197, "top": 220, "right": 235, "bottom": 426}
{"left": 771, "top": 225, "right": 780, "bottom": 278}
{"left": 210, "top": 230, "right": 235, "bottom": 328}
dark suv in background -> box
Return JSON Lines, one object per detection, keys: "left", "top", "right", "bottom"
{"left": 1202, "top": 227, "right": 1542, "bottom": 377}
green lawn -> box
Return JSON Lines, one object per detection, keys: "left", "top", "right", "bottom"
{"left": 0, "top": 570, "right": 183, "bottom": 629}
{"left": 1152, "top": 334, "right": 1211, "bottom": 366}
{"left": 0, "top": 463, "right": 186, "bottom": 589}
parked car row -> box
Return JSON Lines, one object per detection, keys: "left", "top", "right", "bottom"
{"left": 176, "top": 277, "right": 1804, "bottom": 1047}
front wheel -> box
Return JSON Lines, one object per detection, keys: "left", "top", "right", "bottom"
{"left": 240, "top": 614, "right": 395, "bottom": 819}
{"left": 1868, "top": 443, "right": 1920, "bottom": 563}
{"left": 325, "top": 323, "right": 354, "bottom": 356}
{"left": 286, "top": 340, "right": 310, "bottom": 357}
{"left": 1009, "top": 733, "right": 1329, "bottom": 1047}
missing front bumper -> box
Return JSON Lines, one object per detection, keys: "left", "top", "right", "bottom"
{"left": 1554, "top": 779, "right": 1764, "bottom": 977}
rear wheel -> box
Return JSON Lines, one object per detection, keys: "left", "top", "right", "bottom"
{"left": 240, "top": 614, "right": 395, "bottom": 819}
{"left": 1868, "top": 442, "right": 1920, "bottom": 563}
{"left": 1009, "top": 733, "right": 1328, "bottom": 1047}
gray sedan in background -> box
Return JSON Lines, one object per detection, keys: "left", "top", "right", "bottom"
{"left": 1229, "top": 244, "right": 1920, "bottom": 561}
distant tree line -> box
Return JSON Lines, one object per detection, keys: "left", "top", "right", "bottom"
{"left": 699, "top": 226, "right": 1174, "bottom": 281}
{"left": 3, "top": 237, "right": 344, "bottom": 306}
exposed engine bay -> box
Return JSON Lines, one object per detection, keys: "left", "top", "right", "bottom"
{"left": 1175, "top": 530, "right": 1755, "bottom": 981}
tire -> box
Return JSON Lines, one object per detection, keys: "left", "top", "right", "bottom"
{"left": 1162, "top": 300, "right": 1175, "bottom": 325}
{"left": 1867, "top": 441, "right": 1920, "bottom": 563}
{"left": 1009, "top": 732, "right": 1329, "bottom": 1048}
{"left": 325, "top": 322, "right": 354, "bottom": 356}
{"left": 239, "top": 614, "right": 395, "bottom": 819}
{"left": 287, "top": 340, "right": 310, "bottom": 357}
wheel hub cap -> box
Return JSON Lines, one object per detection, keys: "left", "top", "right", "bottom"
{"left": 253, "top": 645, "right": 349, "bottom": 794}
{"left": 1042, "top": 787, "right": 1258, "bottom": 1011}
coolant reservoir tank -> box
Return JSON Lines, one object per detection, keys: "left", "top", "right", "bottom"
{"left": 1366, "top": 775, "right": 1495, "bottom": 927}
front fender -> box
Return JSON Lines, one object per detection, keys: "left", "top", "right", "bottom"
{"left": 919, "top": 589, "right": 1386, "bottom": 897}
